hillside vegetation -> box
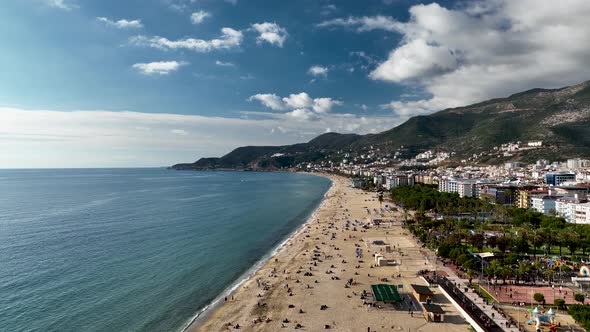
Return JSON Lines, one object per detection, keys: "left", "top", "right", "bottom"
{"left": 172, "top": 80, "right": 590, "bottom": 170}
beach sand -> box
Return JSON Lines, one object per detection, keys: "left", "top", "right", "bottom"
{"left": 190, "top": 175, "right": 470, "bottom": 332}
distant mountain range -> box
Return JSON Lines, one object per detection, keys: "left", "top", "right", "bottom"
{"left": 172, "top": 80, "right": 590, "bottom": 170}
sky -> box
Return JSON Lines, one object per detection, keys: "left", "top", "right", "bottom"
{"left": 2, "top": 0, "right": 590, "bottom": 168}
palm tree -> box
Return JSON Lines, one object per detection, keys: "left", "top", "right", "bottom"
{"left": 530, "top": 229, "right": 544, "bottom": 259}
{"left": 563, "top": 228, "right": 581, "bottom": 256}
{"left": 540, "top": 228, "right": 556, "bottom": 256}
{"left": 516, "top": 263, "right": 531, "bottom": 284}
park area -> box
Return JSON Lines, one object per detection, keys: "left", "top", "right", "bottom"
{"left": 482, "top": 284, "right": 579, "bottom": 305}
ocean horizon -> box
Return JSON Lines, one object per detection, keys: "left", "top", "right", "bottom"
{"left": 0, "top": 168, "right": 331, "bottom": 332}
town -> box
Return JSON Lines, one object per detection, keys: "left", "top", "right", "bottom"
{"left": 302, "top": 149, "right": 590, "bottom": 224}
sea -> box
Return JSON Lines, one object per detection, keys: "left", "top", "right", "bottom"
{"left": 0, "top": 168, "right": 332, "bottom": 332}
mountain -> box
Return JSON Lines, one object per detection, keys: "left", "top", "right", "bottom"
{"left": 172, "top": 80, "right": 590, "bottom": 170}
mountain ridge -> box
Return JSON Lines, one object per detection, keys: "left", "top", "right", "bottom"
{"left": 172, "top": 80, "right": 590, "bottom": 170}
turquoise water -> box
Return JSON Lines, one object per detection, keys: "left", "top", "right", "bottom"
{"left": 0, "top": 169, "right": 331, "bottom": 332}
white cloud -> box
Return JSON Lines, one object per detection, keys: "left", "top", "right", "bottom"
{"left": 283, "top": 92, "right": 313, "bottom": 109}
{"left": 132, "top": 61, "right": 187, "bottom": 75}
{"left": 190, "top": 10, "right": 211, "bottom": 24}
{"left": 321, "top": 1, "right": 590, "bottom": 117}
{"left": 248, "top": 94, "right": 287, "bottom": 111}
{"left": 97, "top": 17, "right": 143, "bottom": 29}
{"left": 312, "top": 98, "right": 342, "bottom": 113}
{"left": 308, "top": 65, "right": 329, "bottom": 78}
{"left": 287, "top": 109, "right": 317, "bottom": 121}
{"left": 46, "top": 0, "right": 76, "bottom": 10}
{"left": 215, "top": 60, "right": 235, "bottom": 67}
{"left": 320, "top": 4, "right": 338, "bottom": 16}
{"left": 370, "top": 39, "right": 457, "bottom": 82}
{"left": 130, "top": 28, "right": 243, "bottom": 52}
{"left": 0, "top": 107, "right": 401, "bottom": 168}
{"left": 317, "top": 15, "right": 402, "bottom": 32}
{"left": 251, "top": 22, "right": 288, "bottom": 47}
{"left": 249, "top": 92, "right": 343, "bottom": 115}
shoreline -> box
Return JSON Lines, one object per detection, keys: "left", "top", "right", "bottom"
{"left": 181, "top": 173, "right": 335, "bottom": 332}
{"left": 191, "top": 174, "right": 470, "bottom": 332}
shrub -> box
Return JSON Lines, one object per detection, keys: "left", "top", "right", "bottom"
{"left": 554, "top": 298, "right": 565, "bottom": 310}
{"left": 533, "top": 293, "right": 545, "bottom": 304}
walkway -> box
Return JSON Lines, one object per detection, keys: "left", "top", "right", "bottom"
{"left": 444, "top": 275, "right": 519, "bottom": 332}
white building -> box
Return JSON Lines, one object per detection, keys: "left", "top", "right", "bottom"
{"left": 567, "top": 158, "right": 590, "bottom": 170}
{"left": 575, "top": 202, "right": 590, "bottom": 224}
{"left": 374, "top": 175, "right": 386, "bottom": 186}
{"left": 531, "top": 195, "right": 560, "bottom": 215}
{"left": 555, "top": 196, "right": 586, "bottom": 223}
{"left": 457, "top": 180, "right": 478, "bottom": 198}
{"left": 385, "top": 175, "right": 415, "bottom": 190}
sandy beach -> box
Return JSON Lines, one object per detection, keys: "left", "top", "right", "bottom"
{"left": 190, "top": 174, "right": 470, "bottom": 332}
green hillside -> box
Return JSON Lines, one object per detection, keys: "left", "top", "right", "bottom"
{"left": 172, "top": 80, "right": 590, "bottom": 170}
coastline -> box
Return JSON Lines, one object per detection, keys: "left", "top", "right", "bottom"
{"left": 189, "top": 173, "right": 470, "bottom": 332}
{"left": 181, "top": 173, "right": 335, "bottom": 332}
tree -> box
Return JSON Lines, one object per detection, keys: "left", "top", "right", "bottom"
{"left": 575, "top": 293, "right": 585, "bottom": 304}
{"left": 516, "top": 263, "right": 531, "bottom": 283}
{"left": 530, "top": 230, "right": 544, "bottom": 258}
{"left": 496, "top": 236, "right": 511, "bottom": 253}
{"left": 487, "top": 235, "right": 498, "bottom": 249}
{"left": 563, "top": 229, "right": 581, "bottom": 255}
{"left": 533, "top": 293, "right": 545, "bottom": 305}
{"left": 470, "top": 233, "right": 485, "bottom": 252}
{"left": 554, "top": 298, "right": 565, "bottom": 310}
{"left": 513, "top": 235, "right": 530, "bottom": 254}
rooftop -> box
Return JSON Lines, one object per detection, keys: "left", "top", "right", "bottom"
{"left": 411, "top": 284, "right": 434, "bottom": 296}
{"left": 423, "top": 303, "right": 445, "bottom": 314}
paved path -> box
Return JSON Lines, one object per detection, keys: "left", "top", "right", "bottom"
{"left": 445, "top": 276, "right": 519, "bottom": 332}
{"left": 403, "top": 227, "right": 522, "bottom": 331}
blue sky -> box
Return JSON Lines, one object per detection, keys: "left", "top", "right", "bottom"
{"left": 2, "top": 0, "right": 590, "bottom": 167}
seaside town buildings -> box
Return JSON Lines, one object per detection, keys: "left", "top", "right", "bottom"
{"left": 312, "top": 154, "right": 590, "bottom": 224}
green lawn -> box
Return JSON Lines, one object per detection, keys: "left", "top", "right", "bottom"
{"left": 469, "top": 284, "right": 496, "bottom": 302}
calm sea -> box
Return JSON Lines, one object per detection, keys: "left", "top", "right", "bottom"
{"left": 0, "top": 169, "right": 331, "bottom": 332}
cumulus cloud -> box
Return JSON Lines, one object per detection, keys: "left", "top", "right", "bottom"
{"left": 320, "top": 1, "right": 590, "bottom": 117}
{"left": 308, "top": 65, "right": 329, "bottom": 78}
{"left": 46, "top": 0, "right": 76, "bottom": 10}
{"left": 249, "top": 92, "right": 343, "bottom": 116}
{"left": 251, "top": 22, "right": 288, "bottom": 47}
{"left": 370, "top": 39, "right": 457, "bottom": 82}
{"left": 283, "top": 92, "right": 313, "bottom": 109}
{"left": 132, "top": 61, "right": 187, "bottom": 75}
{"left": 0, "top": 107, "right": 401, "bottom": 168}
{"left": 287, "top": 109, "right": 317, "bottom": 121}
{"left": 248, "top": 94, "right": 287, "bottom": 111}
{"left": 97, "top": 17, "right": 143, "bottom": 29}
{"left": 312, "top": 98, "right": 342, "bottom": 113}
{"left": 130, "top": 28, "right": 243, "bottom": 52}
{"left": 190, "top": 10, "right": 211, "bottom": 24}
